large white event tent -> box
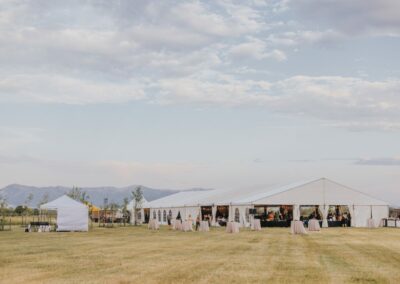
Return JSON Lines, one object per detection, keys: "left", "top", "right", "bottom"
{"left": 40, "top": 195, "right": 89, "bottom": 231}
{"left": 143, "top": 178, "right": 389, "bottom": 228}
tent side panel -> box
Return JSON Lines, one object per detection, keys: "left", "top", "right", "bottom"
{"left": 372, "top": 205, "right": 389, "bottom": 227}
{"left": 57, "top": 206, "right": 88, "bottom": 232}
{"left": 353, "top": 206, "right": 370, "bottom": 228}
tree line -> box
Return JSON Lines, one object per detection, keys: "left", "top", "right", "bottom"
{"left": 0, "top": 185, "right": 144, "bottom": 219}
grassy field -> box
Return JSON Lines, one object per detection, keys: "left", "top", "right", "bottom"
{"left": 0, "top": 215, "right": 56, "bottom": 226}
{"left": 1, "top": 226, "right": 400, "bottom": 284}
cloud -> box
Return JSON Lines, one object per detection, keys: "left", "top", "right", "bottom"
{"left": 228, "top": 38, "right": 287, "bottom": 61}
{"left": 355, "top": 157, "right": 400, "bottom": 166}
{"left": 267, "top": 30, "right": 346, "bottom": 46}
{"left": 0, "top": 74, "right": 146, "bottom": 104}
{"left": 153, "top": 75, "right": 400, "bottom": 130}
{"left": 0, "top": 0, "right": 274, "bottom": 105}
{"left": 325, "top": 122, "right": 400, "bottom": 132}
{"left": 268, "top": 76, "right": 400, "bottom": 119}
{"left": 291, "top": 0, "right": 400, "bottom": 37}
{"left": 0, "top": 0, "right": 399, "bottom": 132}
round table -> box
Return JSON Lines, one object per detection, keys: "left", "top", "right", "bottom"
{"left": 148, "top": 219, "right": 159, "bottom": 230}
{"left": 226, "top": 221, "right": 240, "bottom": 233}
{"left": 173, "top": 219, "right": 182, "bottom": 230}
{"left": 181, "top": 220, "right": 193, "bottom": 232}
{"left": 251, "top": 219, "right": 262, "bottom": 231}
{"left": 291, "top": 220, "right": 307, "bottom": 235}
{"left": 367, "top": 218, "right": 376, "bottom": 228}
{"left": 199, "top": 221, "right": 210, "bottom": 232}
{"left": 308, "top": 219, "right": 321, "bottom": 231}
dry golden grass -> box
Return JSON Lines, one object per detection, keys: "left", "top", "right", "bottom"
{"left": 0, "top": 215, "right": 56, "bottom": 226}
{"left": 1, "top": 226, "right": 400, "bottom": 284}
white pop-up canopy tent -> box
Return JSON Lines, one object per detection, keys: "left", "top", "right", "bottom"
{"left": 40, "top": 195, "right": 89, "bottom": 232}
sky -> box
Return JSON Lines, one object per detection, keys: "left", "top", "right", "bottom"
{"left": 0, "top": 0, "right": 399, "bottom": 204}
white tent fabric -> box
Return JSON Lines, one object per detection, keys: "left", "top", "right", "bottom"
{"left": 128, "top": 197, "right": 149, "bottom": 224}
{"left": 237, "top": 205, "right": 249, "bottom": 227}
{"left": 372, "top": 206, "right": 389, "bottom": 227}
{"left": 348, "top": 205, "right": 355, "bottom": 227}
{"left": 211, "top": 206, "right": 217, "bottom": 226}
{"left": 321, "top": 204, "right": 329, "bottom": 228}
{"left": 354, "top": 206, "right": 371, "bottom": 227}
{"left": 145, "top": 178, "right": 389, "bottom": 228}
{"left": 41, "top": 195, "right": 88, "bottom": 232}
{"left": 293, "top": 204, "right": 300, "bottom": 221}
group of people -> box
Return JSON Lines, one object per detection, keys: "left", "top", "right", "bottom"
{"left": 327, "top": 211, "right": 351, "bottom": 227}
{"left": 165, "top": 213, "right": 212, "bottom": 231}
{"left": 257, "top": 207, "right": 293, "bottom": 222}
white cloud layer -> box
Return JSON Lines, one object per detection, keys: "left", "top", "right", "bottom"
{"left": 0, "top": 1, "right": 399, "bottom": 131}
{"left": 291, "top": 0, "right": 400, "bottom": 37}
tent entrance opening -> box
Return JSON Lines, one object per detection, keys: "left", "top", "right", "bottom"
{"left": 216, "top": 205, "right": 229, "bottom": 226}
{"left": 254, "top": 205, "right": 293, "bottom": 227}
{"left": 300, "top": 205, "right": 322, "bottom": 227}
{"left": 144, "top": 208, "right": 150, "bottom": 224}
{"left": 327, "top": 205, "right": 351, "bottom": 227}
{"left": 201, "top": 206, "right": 212, "bottom": 221}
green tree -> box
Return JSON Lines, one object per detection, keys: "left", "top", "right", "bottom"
{"left": 25, "top": 193, "right": 34, "bottom": 208}
{"left": 0, "top": 195, "right": 8, "bottom": 229}
{"left": 122, "top": 197, "right": 129, "bottom": 225}
{"left": 14, "top": 205, "right": 27, "bottom": 215}
{"left": 131, "top": 186, "right": 144, "bottom": 226}
{"left": 67, "top": 186, "right": 89, "bottom": 202}
{"left": 38, "top": 193, "right": 49, "bottom": 207}
{"left": 122, "top": 197, "right": 129, "bottom": 212}
{"left": 22, "top": 193, "right": 34, "bottom": 224}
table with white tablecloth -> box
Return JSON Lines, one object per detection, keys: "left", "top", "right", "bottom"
{"left": 199, "top": 221, "right": 209, "bottom": 232}
{"left": 251, "top": 219, "right": 262, "bottom": 231}
{"left": 226, "top": 221, "right": 240, "bottom": 233}
{"left": 291, "top": 220, "right": 307, "bottom": 235}
{"left": 367, "top": 218, "right": 377, "bottom": 228}
{"left": 173, "top": 219, "right": 182, "bottom": 230}
{"left": 148, "top": 219, "right": 159, "bottom": 230}
{"left": 308, "top": 219, "right": 321, "bottom": 231}
{"left": 181, "top": 220, "right": 193, "bottom": 232}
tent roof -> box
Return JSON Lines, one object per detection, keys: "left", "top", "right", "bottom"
{"left": 146, "top": 190, "right": 212, "bottom": 208}
{"left": 146, "top": 178, "right": 389, "bottom": 208}
{"left": 40, "top": 195, "right": 87, "bottom": 210}
{"left": 247, "top": 178, "right": 389, "bottom": 206}
{"left": 233, "top": 179, "right": 316, "bottom": 204}
{"left": 128, "top": 196, "right": 149, "bottom": 210}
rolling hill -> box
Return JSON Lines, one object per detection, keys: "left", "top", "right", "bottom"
{"left": 0, "top": 184, "right": 209, "bottom": 208}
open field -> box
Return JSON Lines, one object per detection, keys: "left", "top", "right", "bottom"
{"left": 0, "top": 215, "right": 56, "bottom": 226}
{"left": 1, "top": 226, "right": 400, "bottom": 284}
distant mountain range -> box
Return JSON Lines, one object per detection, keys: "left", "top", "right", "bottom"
{"left": 0, "top": 184, "right": 211, "bottom": 208}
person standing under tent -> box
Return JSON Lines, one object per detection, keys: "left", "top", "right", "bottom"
{"left": 342, "top": 213, "right": 348, "bottom": 227}
{"left": 167, "top": 213, "right": 171, "bottom": 226}
{"left": 195, "top": 215, "right": 200, "bottom": 231}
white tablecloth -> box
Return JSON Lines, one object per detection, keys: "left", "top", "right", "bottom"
{"left": 308, "top": 219, "right": 321, "bottom": 231}
{"left": 199, "top": 221, "right": 209, "bottom": 232}
{"left": 148, "top": 219, "right": 159, "bottom": 230}
{"left": 251, "top": 219, "right": 262, "bottom": 231}
{"left": 181, "top": 220, "right": 193, "bottom": 232}
{"left": 226, "top": 222, "right": 240, "bottom": 233}
{"left": 38, "top": 225, "right": 51, "bottom": 232}
{"left": 291, "top": 221, "right": 307, "bottom": 235}
{"left": 367, "top": 218, "right": 377, "bottom": 228}
{"left": 173, "top": 219, "right": 182, "bottom": 230}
